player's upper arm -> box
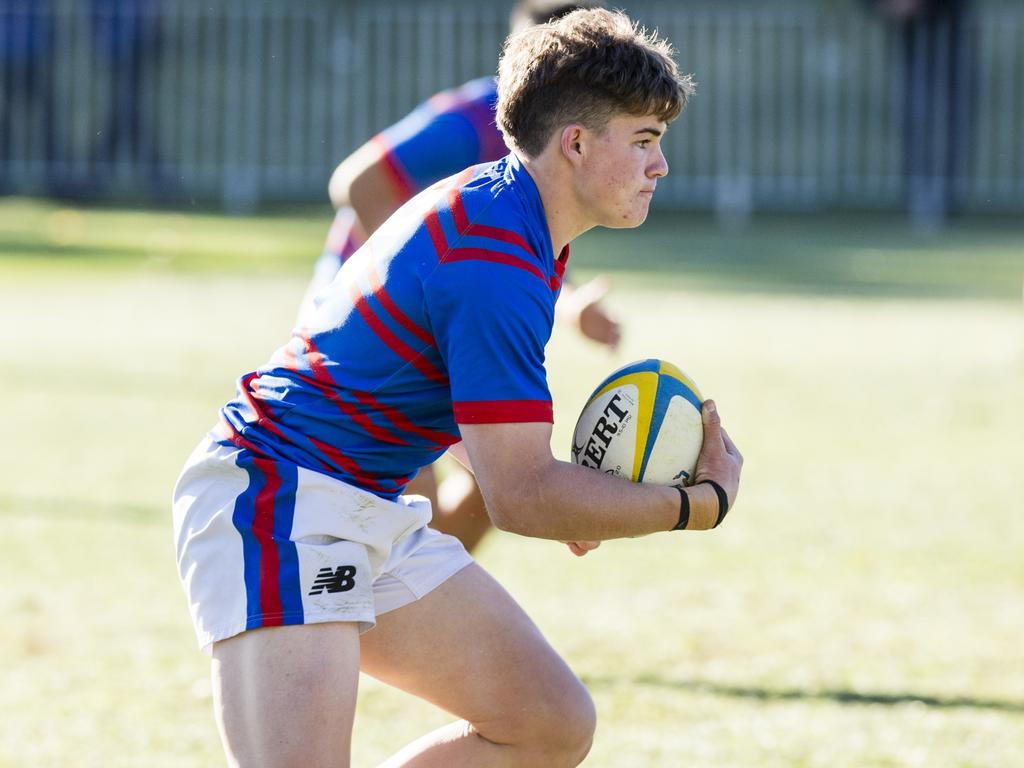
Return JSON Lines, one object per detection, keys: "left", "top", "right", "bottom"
{"left": 424, "top": 249, "right": 557, "bottom": 530}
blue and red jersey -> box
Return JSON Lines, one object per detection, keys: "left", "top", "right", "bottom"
{"left": 323, "top": 76, "right": 505, "bottom": 266}
{"left": 219, "top": 154, "right": 568, "bottom": 500}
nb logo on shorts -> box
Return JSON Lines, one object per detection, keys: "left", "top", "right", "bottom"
{"left": 308, "top": 565, "right": 357, "bottom": 595}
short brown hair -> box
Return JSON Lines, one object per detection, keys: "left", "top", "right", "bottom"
{"left": 496, "top": 8, "right": 695, "bottom": 157}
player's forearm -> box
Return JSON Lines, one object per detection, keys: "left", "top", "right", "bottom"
{"left": 485, "top": 458, "right": 716, "bottom": 541}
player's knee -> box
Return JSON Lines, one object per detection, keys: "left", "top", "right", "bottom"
{"left": 520, "top": 678, "right": 596, "bottom": 766}
{"left": 557, "top": 683, "right": 597, "bottom": 764}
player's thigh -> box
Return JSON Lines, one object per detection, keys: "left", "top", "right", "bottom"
{"left": 405, "top": 463, "right": 439, "bottom": 508}
{"left": 359, "top": 563, "right": 595, "bottom": 745}
{"left": 212, "top": 622, "right": 361, "bottom": 768}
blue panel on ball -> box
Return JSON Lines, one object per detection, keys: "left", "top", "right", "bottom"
{"left": 583, "top": 358, "right": 661, "bottom": 402}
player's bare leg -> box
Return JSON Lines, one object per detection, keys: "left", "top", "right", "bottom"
{"left": 410, "top": 462, "right": 493, "bottom": 553}
{"left": 431, "top": 462, "right": 493, "bottom": 552}
{"left": 211, "top": 622, "right": 360, "bottom": 768}
{"left": 405, "top": 465, "right": 440, "bottom": 509}
{"left": 361, "top": 563, "right": 595, "bottom": 767}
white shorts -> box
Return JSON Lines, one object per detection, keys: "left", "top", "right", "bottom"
{"left": 172, "top": 436, "right": 473, "bottom": 652}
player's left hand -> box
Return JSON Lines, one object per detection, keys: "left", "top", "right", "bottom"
{"left": 562, "top": 540, "right": 601, "bottom": 557}
{"left": 557, "top": 276, "right": 621, "bottom": 350}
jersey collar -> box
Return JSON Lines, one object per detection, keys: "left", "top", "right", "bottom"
{"left": 504, "top": 152, "right": 558, "bottom": 270}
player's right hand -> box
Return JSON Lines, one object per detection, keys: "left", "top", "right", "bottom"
{"left": 561, "top": 540, "right": 601, "bottom": 557}
{"left": 693, "top": 400, "right": 743, "bottom": 509}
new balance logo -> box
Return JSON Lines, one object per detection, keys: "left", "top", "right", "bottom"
{"left": 308, "top": 565, "right": 357, "bottom": 595}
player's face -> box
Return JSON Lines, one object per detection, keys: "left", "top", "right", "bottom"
{"left": 577, "top": 113, "right": 669, "bottom": 229}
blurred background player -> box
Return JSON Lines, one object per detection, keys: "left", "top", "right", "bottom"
{"left": 860, "top": 0, "right": 972, "bottom": 227}
{"left": 300, "top": 0, "right": 620, "bottom": 553}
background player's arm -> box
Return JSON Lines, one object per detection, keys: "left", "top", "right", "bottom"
{"left": 328, "top": 141, "right": 404, "bottom": 235}
{"left": 554, "top": 275, "right": 621, "bottom": 350}
{"left": 458, "top": 401, "right": 742, "bottom": 542}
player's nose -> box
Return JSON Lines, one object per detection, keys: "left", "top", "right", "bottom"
{"left": 648, "top": 145, "right": 668, "bottom": 179}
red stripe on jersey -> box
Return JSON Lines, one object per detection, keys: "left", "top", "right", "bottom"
{"left": 449, "top": 188, "right": 537, "bottom": 258}
{"left": 367, "top": 263, "right": 435, "bottom": 347}
{"left": 424, "top": 208, "right": 448, "bottom": 257}
{"left": 289, "top": 336, "right": 412, "bottom": 447}
{"left": 347, "top": 281, "right": 449, "bottom": 386}
{"left": 217, "top": 415, "right": 265, "bottom": 456}
{"left": 351, "top": 389, "right": 461, "bottom": 447}
{"left": 443, "top": 247, "right": 546, "bottom": 283}
{"left": 307, "top": 435, "right": 392, "bottom": 493}
{"left": 449, "top": 187, "right": 471, "bottom": 233}
{"left": 467, "top": 222, "right": 537, "bottom": 257}
{"left": 309, "top": 435, "right": 414, "bottom": 493}
{"left": 371, "top": 135, "right": 416, "bottom": 203}
{"left": 240, "top": 373, "right": 291, "bottom": 442}
{"left": 453, "top": 399, "right": 554, "bottom": 424}
{"left": 291, "top": 335, "right": 454, "bottom": 448}
{"left": 252, "top": 456, "right": 284, "bottom": 624}
{"left": 555, "top": 244, "right": 570, "bottom": 274}
{"left": 550, "top": 245, "right": 571, "bottom": 290}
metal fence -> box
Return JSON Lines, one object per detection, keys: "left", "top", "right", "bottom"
{"left": 1, "top": 0, "right": 1021, "bottom": 214}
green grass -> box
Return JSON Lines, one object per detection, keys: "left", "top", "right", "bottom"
{"left": 1, "top": 197, "right": 1023, "bottom": 767}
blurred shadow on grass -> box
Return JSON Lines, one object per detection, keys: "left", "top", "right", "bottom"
{"left": 0, "top": 236, "right": 142, "bottom": 260}
{"left": 0, "top": 494, "right": 162, "bottom": 525}
{"left": 585, "top": 674, "right": 1024, "bottom": 713}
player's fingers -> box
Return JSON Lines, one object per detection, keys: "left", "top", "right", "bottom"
{"left": 565, "top": 540, "right": 600, "bottom": 556}
{"left": 701, "top": 400, "right": 722, "bottom": 444}
{"left": 602, "top": 319, "right": 622, "bottom": 350}
{"left": 721, "top": 427, "right": 742, "bottom": 461}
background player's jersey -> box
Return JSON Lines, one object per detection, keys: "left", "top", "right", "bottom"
{"left": 220, "top": 155, "right": 569, "bottom": 500}
{"left": 320, "top": 77, "right": 505, "bottom": 269}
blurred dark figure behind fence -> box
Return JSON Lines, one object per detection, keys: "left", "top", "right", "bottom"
{"left": 89, "top": 0, "right": 164, "bottom": 194}
{"left": 0, "top": 0, "right": 56, "bottom": 193}
{"left": 862, "top": 0, "right": 972, "bottom": 227}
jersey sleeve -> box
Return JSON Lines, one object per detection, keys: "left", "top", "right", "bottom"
{"left": 424, "top": 258, "right": 554, "bottom": 424}
{"left": 375, "top": 107, "right": 486, "bottom": 199}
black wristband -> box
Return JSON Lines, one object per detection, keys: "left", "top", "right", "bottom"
{"left": 705, "top": 480, "right": 730, "bottom": 527}
{"left": 673, "top": 487, "right": 690, "bottom": 531}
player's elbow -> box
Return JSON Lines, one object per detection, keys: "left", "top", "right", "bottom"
{"left": 328, "top": 141, "right": 384, "bottom": 210}
{"left": 327, "top": 162, "right": 353, "bottom": 209}
{"left": 484, "top": 471, "right": 550, "bottom": 537}
{"left": 488, "top": 501, "right": 530, "bottom": 535}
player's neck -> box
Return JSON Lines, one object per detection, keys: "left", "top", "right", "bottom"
{"left": 519, "top": 154, "right": 595, "bottom": 256}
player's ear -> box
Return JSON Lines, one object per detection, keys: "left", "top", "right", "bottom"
{"left": 559, "top": 124, "right": 587, "bottom": 166}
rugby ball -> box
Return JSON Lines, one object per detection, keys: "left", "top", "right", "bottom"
{"left": 570, "top": 359, "right": 704, "bottom": 487}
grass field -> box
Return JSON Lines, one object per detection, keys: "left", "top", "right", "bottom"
{"left": 1, "top": 196, "right": 1023, "bottom": 767}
